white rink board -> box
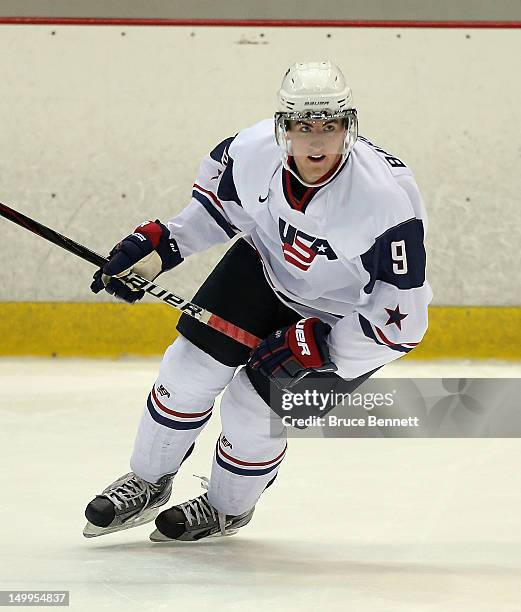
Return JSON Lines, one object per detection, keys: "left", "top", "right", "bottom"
{"left": 1, "top": 358, "right": 521, "bottom": 611}
{"left": 0, "top": 26, "right": 520, "bottom": 304}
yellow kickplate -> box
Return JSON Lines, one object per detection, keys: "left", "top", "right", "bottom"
{"left": 0, "top": 303, "right": 181, "bottom": 358}
{"left": 0, "top": 303, "right": 519, "bottom": 359}
{"left": 410, "top": 306, "right": 521, "bottom": 360}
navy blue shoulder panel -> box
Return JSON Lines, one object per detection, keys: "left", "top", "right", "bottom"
{"left": 209, "top": 136, "right": 236, "bottom": 164}
{"left": 216, "top": 157, "right": 242, "bottom": 208}
{"left": 361, "top": 218, "right": 426, "bottom": 294}
{"left": 211, "top": 135, "right": 242, "bottom": 207}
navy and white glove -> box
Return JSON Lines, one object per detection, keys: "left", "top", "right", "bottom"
{"left": 90, "top": 220, "right": 183, "bottom": 303}
{"left": 248, "top": 317, "right": 337, "bottom": 391}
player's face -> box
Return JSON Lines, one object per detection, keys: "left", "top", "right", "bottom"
{"left": 287, "top": 119, "right": 345, "bottom": 184}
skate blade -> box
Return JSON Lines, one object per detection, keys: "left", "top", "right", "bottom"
{"left": 149, "top": 527, "right": 239, "bottom": 543}
{"left": 83, "top": 506, "right": 160, "bottom": 538}
{"left": 149, "top": 528, "right": 173, "bottom": 542}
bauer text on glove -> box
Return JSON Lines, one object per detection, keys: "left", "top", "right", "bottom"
{"left": 248, "top": 317, "right": 338, "bottom": 390}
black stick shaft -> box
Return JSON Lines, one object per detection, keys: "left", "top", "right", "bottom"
{"left": 0, "top": 201, "right": 107, "bottom": 268}
{"left": 0, "top": 200, "right": 262, "bottom": 348}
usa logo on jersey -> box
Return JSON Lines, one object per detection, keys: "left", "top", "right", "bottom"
{"left": 279, "top": 219, "right": 338, "bottom": 271}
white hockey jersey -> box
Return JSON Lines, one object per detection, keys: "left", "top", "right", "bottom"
{"left": 168, "top": 119, "right": 432, "bottom": 378}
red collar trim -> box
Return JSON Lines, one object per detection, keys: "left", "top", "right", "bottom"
{"left": 284, "top": 157, "right": 342, "bottom": 213}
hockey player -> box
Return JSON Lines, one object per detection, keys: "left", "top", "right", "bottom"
{"left": 84, "top": 61, "right": 432, "bottom": 542}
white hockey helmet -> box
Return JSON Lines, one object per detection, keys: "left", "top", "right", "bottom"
{"left": 275, "top": 61, "right": 358, "bottom": 186}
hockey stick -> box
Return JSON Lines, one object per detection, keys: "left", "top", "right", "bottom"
{"left": 0, "top": 201, "right": 261, "bottom": 349}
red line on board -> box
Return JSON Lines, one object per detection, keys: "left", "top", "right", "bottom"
{"left": 1, "top": 17, "right": 520, "bottom": 28}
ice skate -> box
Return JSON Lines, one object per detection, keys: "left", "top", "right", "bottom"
{"left": 149, "top": 477, "right": 254, "bottom": 542}
{"left": 83, "top": 471, "right": 173, "bottom": 538}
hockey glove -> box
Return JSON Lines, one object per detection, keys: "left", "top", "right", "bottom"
{"left": 90, "top": 220, "right": 183, "bottom": 303}
{"left": 248, "top": 317, "right": 338, "bottom": 391}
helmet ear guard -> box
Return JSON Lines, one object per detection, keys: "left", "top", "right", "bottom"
{"left": 274, "top": 61, "right": 358, "bottom": 187}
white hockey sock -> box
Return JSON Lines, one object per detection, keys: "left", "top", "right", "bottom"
{"left": 130, "top": 336, "right": 236, "bottom": 483}
{"left": 207, "top": 368, "right": 287, "bottom": 516}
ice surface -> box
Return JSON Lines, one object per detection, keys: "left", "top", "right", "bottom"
{"left": 1, "top": 358, "right": 520, "bottom": 611}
